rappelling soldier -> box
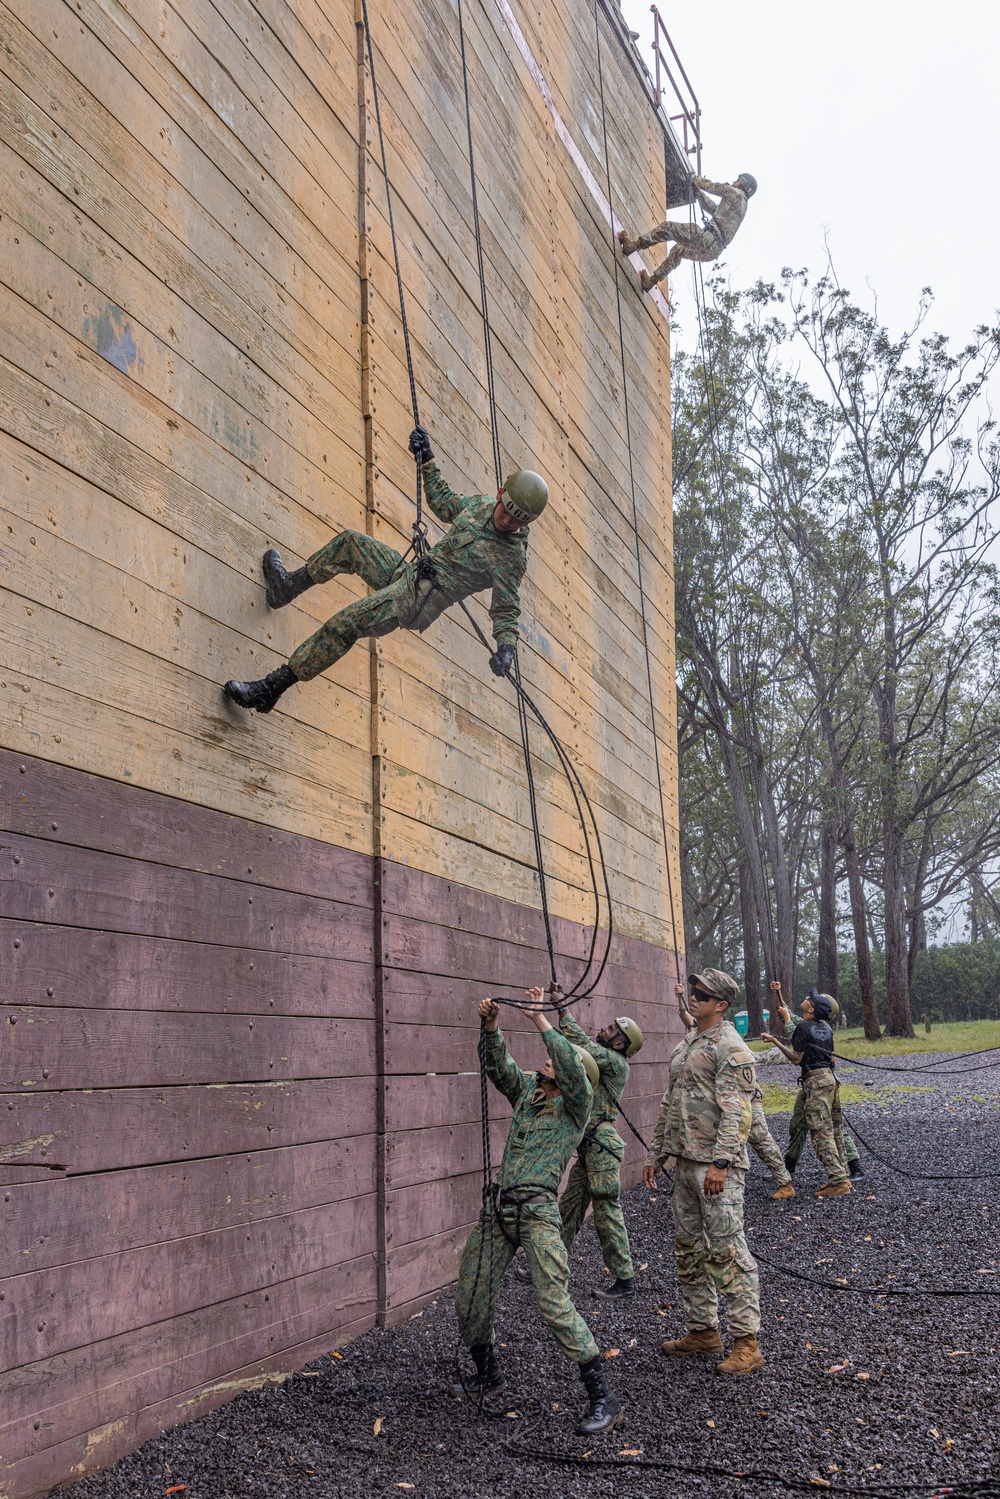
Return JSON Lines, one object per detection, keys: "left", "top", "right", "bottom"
{"left": 769, "top": 982, "right": 864, "bottom": 1184}
{"left": 674, "top": 982, "right": 794, "bottom": 1200}
{"left": 618, "top": 172, "right": 757, "bottom": 292}
{"left": 645, "top": 969, "right": 765, "bottom": 1375}
{"left": 762, "top": 984, "right": 851, "bottom": 1198}
{"left": 223, "top": 427, "right": 547, "bottom": 713}
{"left": 452, "top": 990, "right": 623, "bottom": 1436}
{"left": 517, "top": 1007, "right": 644, "bottom": 1299}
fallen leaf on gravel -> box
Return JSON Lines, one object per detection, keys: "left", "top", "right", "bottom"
{"left": 396, "top": 1486, "right": 415, "bottom": 1491}
{"left": 301, "top": 1372, "right": 321, "bottom": 1378}
{"left": 164, "top": 1489, "right": 187, "bottom": 1495}
{"left": 948, "top": 1351, "right": 972, "bottom": 1357}
{"left": 975, "top": 1269, "right": 995, "bottom": 1274}
{"left": 827, "top": 1362, "right": 849, "bottom": 1373}
{"left": 604, "top": 1348, "right": 621, "bottom": 1358}
{"left": 619, "top": 1449, "right": 643, "bottom": 1457}
{"left": 806, "top": 1341, "right": 814, "bottom": 1350}
{"left": 506, "top": 1411, "right": 520, "bottom": 1419}
{"left": 828, "top": 1464, "right": 840, "bottom": 1471}
{"left": 373, "top": 1417, "right": 383, "bottom": 1436}
{"left": 638, "top": 1263, "right": 648, "bottom": 1271}
{"left": 332, "top": 1352, "right": 343, "bottom": 1360}
{"left": 706, "top": 1420, "right": 715, "bottom": 1429}
{"left": 856, "top": 1372, "right": 871, "bottom": 1381}
{"left": 551, "top": 1403, "right": 559, "bottom": 1411}
{"left": 758, "top": 1412, "right": 768, "bottom": 1419}
{"left": 809, "top": 1478, "right": 831, "bottom": 1489}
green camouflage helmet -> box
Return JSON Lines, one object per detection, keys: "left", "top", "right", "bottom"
{"left": 817, "top": 992, "right": 840, "bottom": 1022}
{"left": 689, "top": 968, "right": 741, "bottom": 1005}
{"left": 501, "top": 469, "right": 549, "bottom": 525}
{"left": 614, "top": 1016, "right": 644, "bottom": 1058}
{"left": 572, "top": 1044, "right": 600, "bottom": 1090}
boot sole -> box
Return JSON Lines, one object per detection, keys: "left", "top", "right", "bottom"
{"left": 661, "top": 1344, "right": 723, "bottom": 1356}
{"left": 716, "top": 1358, "right": 765, "bottom": 1375}
{"left": 575, "top": 1410, "right": 624, "bottom": 1436}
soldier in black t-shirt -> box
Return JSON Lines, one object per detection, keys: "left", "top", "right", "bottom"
{"left": 762, "top": 990, "right": 850, "bottom": 1198}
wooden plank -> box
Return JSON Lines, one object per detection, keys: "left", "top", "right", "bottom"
{"left": 0, "top": 1078, "right": 378, "bottom": 1181}
{"left": 0, "top": 749, "right": 373, "bottom": 907}
{"left": 1, "top": 833, "right": 374, "bottom": 958}
{"left": 0, "top": 1005, "right": 374, "bottom": 1091}
{"left": 2, "top": 1137, "right": 376, "bottom": 1276}
{"left": 386, "top": 1120, "right": 506, "bottom": 1190}
{"left": 386, "top": 1169, "right": 480, "bottom": 1249}
{"left": 1, "top": 1193, "right": 377, "bottom": 1369}
{"left": 0, "top": 1257, "right": 376, "bottom": 1469}
{"left": 384, "top": 1222, "right": 468, "bottom": 1311}
{"left": 1, "top": 920, "right": 373, "bottom": 1019}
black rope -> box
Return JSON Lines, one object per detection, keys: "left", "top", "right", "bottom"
{"left": 592, "top": 0, "right": 683, "bottom": 991}
{"left": 514, "top": 654, "right": 558, "bottom": 990}
{"left": 752, "top": 1247, "right": 1000, "bottom": 1298}
{"left": 836, "top": 1050, "right": 1000, "bottom": 1077}
{"left": 845, "top": 1110, "right": 1000, "bottom": 1180}
{"left": 358, "top": 0, "right": 426, "bottom": 555}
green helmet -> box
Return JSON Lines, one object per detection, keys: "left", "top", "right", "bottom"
{"left": 817, "top": 992, "right": 840, "bottom": 1022}
{"left": 501, "top": 469, "right": 549, "bottom": 525}
{"left": 614, "top": 1016, "right": 644, "bottom": 1058}
{"left": 572, "top": 1045, "right": 600, "bottom": 1090}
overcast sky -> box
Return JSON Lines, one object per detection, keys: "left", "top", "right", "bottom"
{"left": 618, "top": 0, "right": 1000, "bottom": 351}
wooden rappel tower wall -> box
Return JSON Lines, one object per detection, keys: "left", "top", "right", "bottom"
{"left": 0, "top": 0, "right": 686, "bottom": 1491}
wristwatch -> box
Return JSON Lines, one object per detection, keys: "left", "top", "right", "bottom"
{"left": 712, "top": 1158, "right": 730, "bottom": 1170}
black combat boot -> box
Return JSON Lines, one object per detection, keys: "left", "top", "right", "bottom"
{"left": 592, "top": 1277, "right": 635, "bottom": 1301}
{"left": 224, "top": 664, "right": 297, "bottom": 714}
{"left": 848, "top": 1157, "right": 865, "bottom": 1179}
{"left": 263, "top": 549, "right": 315, "bottom": 609}
{"left": 447, "top": 1342, "right": 505, "bottom": 1398}
{"left": 513, "top": 1255, "right": 532, "bottom": 1284}
{"left": 575, "top": 1355, "right": 622, "bottom": 1435}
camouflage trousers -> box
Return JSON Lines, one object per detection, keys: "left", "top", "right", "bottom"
{"left": 749, "top": 1096, "right": 792, "bottom": 1188}
{"left": 794, "top": 1070, "right": 849, "bottom": 1185}
{"left": 288, "top": 531, "right": 437, "bottom": 681}
{"left": 455, "top": 1200, "right": 599, "bottom": 1364}
{"left": 634, "top": 220, "right": 722, "bottom": 289}
{"left": 786, "top": 1079, "right": 859, "bottom": 1172}
{"left": 672, "top": 1158, "right": 760, "bottom": 1336}
{"left": 558, "top": 1124, "right": 634, "bottom": 1281}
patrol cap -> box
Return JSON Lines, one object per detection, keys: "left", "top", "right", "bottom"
{"left": 614, "top": 1016, "right": 644, "bottom": 1058}
{"left": 572, "top": 1044, "right": 600, "bottom": 1090}
{"left": 737, "top": 172, "right": 758, "bottom": 198}
{"left": 689, "top": 968, "right": 741, "bottom": 1005}
{"left": 501, "top": 469, "right": 549, "bottom": 525}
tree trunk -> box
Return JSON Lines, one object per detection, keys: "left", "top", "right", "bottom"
{"left": 739, "top": 859, "right": 763, "bottom": 1034}
{"left": 843, "top": 827, "right": 881, "bottom": 1040}
{"left": 817, "top": 816, "right": 839, "bottom": 997}
{"left": 753, "top": 753, "right": 796, "bottom": 998}
{"left": 883, "top": 820, "right": 915, "bottom": 1037}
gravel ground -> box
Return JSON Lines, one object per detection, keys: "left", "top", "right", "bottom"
{"left": 72, "top": 1053, "right": 1000, "bottom": 1499}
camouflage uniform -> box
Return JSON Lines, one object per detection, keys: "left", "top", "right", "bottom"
{"left": 633, "top": 176, "right": 749, "bottom": 289}
{"left": 455, "top": 1026, "right": 599, "bottom": 1365}
{"left": 780, "top": 1017, "right": 855, "bottom": 1180}
{"left": 288, "top": 463, "right": 527, "bottom": 680}
{"left": 645, "top": 1019, "right": 760, "bottom": 1335}
{"left": 556, "top": 1011, "right": 633, "bottom": 1282}
{"left": 749, "top": 1091, "right": 792, "bottom": 1188}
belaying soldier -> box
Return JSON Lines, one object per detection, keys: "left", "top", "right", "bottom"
{"left": 770, "top": 982, "right": 863, "bottom": 1182}
{"left": 618, "top": 172, "right": 757, "bottom": 292}
{"left": 762, "top": 984, "right": 851, "bottom": 1198}
{"left": 223, "top": 427, "right": 547, "bottom": 713}
{"left": 645, "top": 969, "right": 765, "bottom": 1375}
{"left": 452, "top": 990, "right": 623, "bottom": 1436}
{"left": 674, "top": 983, "right": 794, "bottom": 1200}
{"left": 514, "top": 1007, "right": 644, "bottom": 1298}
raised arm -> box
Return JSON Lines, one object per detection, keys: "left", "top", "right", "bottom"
{"left": 692, "top": 175, "right": 729, "bottom": 197}
{"left": 523, "top": 987, "right": 591, "bottom": 1129}
{"left": 423, "top": 461, "right": 475, "bottom": 525}
{"left": 477, "top": 998, "right": 531, "bottom": 1104}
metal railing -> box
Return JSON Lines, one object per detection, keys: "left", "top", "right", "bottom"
{"left": 650, "top": 5, "right": 701, "bottom": 174}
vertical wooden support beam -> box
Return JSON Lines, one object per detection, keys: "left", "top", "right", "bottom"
{"left": 356, "top": 0, "right": 388, "bottom": 1325}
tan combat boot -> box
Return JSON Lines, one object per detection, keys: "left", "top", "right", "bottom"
{"left": 716, "top": 1335, "right": 765, "bottom": 1375}
{"left": 816, "top": 1180, "right": 851, "bottom": 1198}
{"left": 660, "top": 1327, "right": 724, "bottom": 1356}
{"left": 771, "top": 1183, "right": 795, "bottom": 1200}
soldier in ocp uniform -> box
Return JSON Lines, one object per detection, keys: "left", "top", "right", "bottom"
{"left": 451, "top": 990, "right": 623, "bottom": 1436}
{"left": 555, "top": 1008, "right": 644, "bottom": 1298}
{"left": 223, "top": 426, "right": 547, "bottom": 714}
{"left": 618, "top": 173, "right": 757, "bottom": 292}
{"left": 645, "top": 968, "right": 765, "bottom": 1375}
{"left": 763, "top": 985, "right": 851, "bottom": 1197}
{"left": 674, "top": 983, "right": 794, "bottom": 1200}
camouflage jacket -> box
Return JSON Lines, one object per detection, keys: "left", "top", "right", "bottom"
{"left": 645, "top": 1018, "right": 756, "bottom": 1171}
{"left": 485, "top": 1026, "right": 592, "bottom": 1194}
{"left": 559, "top": 1010, "right": 629, "bottom": 1130}
{"left": 397, "top": 463, "right": 528, "bottom": 646}
{"left": 693, "top": 176, "right": 748, "bottom": 248}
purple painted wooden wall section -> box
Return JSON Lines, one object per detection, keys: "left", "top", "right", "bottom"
{"left": 1, "top": 748, "right": 680, "bottom": 1496}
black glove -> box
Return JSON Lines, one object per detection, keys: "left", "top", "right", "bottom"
{"left": 408, "top": 426, "right": 434, "bottom": 465}
{"left": 489, "top": 643, "right": 516, "bottom": 677}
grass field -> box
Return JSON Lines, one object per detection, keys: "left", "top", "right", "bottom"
{"left": 756, "top": 1079, "right": 934, "bottom": 1114}
{"left": 749, "top": 1018, "right": 1000, "bottom": 1057}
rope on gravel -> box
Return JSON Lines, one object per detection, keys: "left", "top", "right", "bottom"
{"left": 752, "top": 1247, "right": 1000, "bottom": 1297}
{"left": 845, "top": 1111, "right": 1000, "bottom": 1180}
{"left": 836, "top": 1050, "right": 1000, "bottom": 1077}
